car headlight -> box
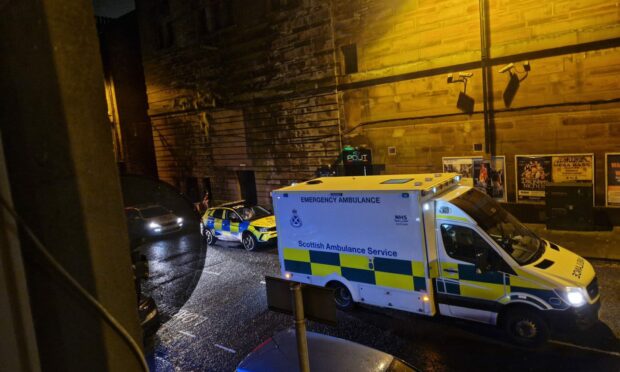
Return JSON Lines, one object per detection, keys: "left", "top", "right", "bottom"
{"left": 258, "top": 227, "right": 269, "bottom": 232}
{"left": 177, "top": 217, "right": 183, "bottom": 224}
{"left": 565, "top": 287, "right": 586, "bottom": 307}
{"left": 148, "top": 222, "right": 161, "bottom": 229}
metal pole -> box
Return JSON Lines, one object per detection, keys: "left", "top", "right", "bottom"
{"left": 291, "top": 283, "right": 310, "bottom": 372}
{"left": 479, "top": 0, "right": 494, "bottom": 156}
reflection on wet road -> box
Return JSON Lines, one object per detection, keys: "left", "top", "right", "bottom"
{"left": 140, "top": 232, "right": 620, "bottom": 371}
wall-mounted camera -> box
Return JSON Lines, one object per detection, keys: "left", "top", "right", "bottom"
{"left": 499, "top": 61, "right": 531, "bottom": 108}
{"left": 447, "top": 72, "right": 475, "bottom": 114}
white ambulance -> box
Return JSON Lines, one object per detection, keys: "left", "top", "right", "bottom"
{"left": 272, "top": 173, "right": 600, "bottom": 345}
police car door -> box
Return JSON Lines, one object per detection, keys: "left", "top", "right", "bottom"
{"left": 436, "top": 221, "right": 507, "bottom": 324}
{"left": 217, "top": 209, "right": 237, "bottom": 241}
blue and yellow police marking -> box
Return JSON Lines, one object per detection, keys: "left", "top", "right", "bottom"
{"left": 283, "top": 248, "right": 427, "bottom": 291}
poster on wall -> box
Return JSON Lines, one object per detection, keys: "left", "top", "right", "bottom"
{"left": 515, "top": 154, "right": 594, "bottom": 203}
{"left": 552, "top": 155, "right": 594, "bottom": 183}
{"left": 516, "top": 155, "right": 552, "bottom": 203}
{"left": 442, "top": 157, "right": 477, "bottom": 187}
{"left": 491, "top": 156, "right": 507, "bottom": 202}
{"left": 606, "top": 153, "right": 620, "bottom": 207}
{"left": 442, "top": 156, "right": 506, "bottom": 202}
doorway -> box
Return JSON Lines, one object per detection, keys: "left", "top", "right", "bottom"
{"left": 237, "top": 171, "right": 257, "bottom": 205}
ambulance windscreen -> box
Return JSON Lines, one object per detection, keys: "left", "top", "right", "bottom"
{"left": 451, "top": 189, "right": 544, "bottom": 265}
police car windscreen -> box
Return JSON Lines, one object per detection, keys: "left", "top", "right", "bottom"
{"left": 234, "top": 206, "right": 271, "bottom": 220}
{"left": 451, "top": 189, "right": 544, "bottom": 265}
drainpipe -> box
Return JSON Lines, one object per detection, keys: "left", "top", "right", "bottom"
{"left": 479, "top": 0, "right": 494, "bottom": 156}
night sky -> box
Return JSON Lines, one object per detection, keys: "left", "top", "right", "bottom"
{"left": 92, "top": 0, "right": 135, "bottom": 18}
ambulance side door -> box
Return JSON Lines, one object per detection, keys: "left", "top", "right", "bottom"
{"left": 435, "top": 221, "right": 508, "bottom": 324}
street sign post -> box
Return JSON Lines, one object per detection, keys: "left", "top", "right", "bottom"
{"left": 265, "top": 276, "right": 337, "bottom": 372}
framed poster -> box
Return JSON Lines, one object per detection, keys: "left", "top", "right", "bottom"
{"left": 442, "top": 157, "right": 478, "bottom": 187}
{"left": 443, "top": 156, "right": 506, "bottom": 202}
{"left": 491, "top": 156, "right": 507, "bottom": 202}
{"left": 606, "top": 153, "right": 620, "bottom": 207}
{"left": 515, "top": 154, "right": 594, "bottom": 204}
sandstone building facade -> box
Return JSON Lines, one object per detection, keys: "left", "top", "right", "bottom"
{"left": 135, "top": 0, "right": 620, "bottom": 207}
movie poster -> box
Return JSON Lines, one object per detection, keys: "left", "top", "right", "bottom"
{"left": 516, "top": 155, "right": 552, "bottom": 203}
{"left": 607, "top": 153, "right": 620, "bottom": 207}
{"left": 473, "top": 158, "right": 491, "bottom": 192}
{"left": 443, "top": 156, "right": 506, "bottom": 201}
{"left": 491, "top": 156, "right": 506, "bottom": 202}
{"left": 552, "top": 155, "right": 593, "bottom": 183}
{"left": 442, "top": 157, "right": 477, "bottom": 187}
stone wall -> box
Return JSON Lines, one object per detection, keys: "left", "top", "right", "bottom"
{"left": 332, "top": 0, "right": 620, "bottom": 204}
{"left": 136, "top": 0, "right": 340, "bottom": 205}
{"left": 136, "top": 0, "right": 620, "bottom": 206}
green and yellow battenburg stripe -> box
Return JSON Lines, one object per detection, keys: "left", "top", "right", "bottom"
{"left": 283, "top": 248, "right": 427, "bottom": 291}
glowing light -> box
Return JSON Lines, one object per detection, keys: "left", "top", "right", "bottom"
{"left": 285, "top": 272, "right": 292, "bottom": 279}
{"left": 423, "top": 203, "right": 430, "bottom": 211}
{"left": 422, "top": 295, "right": 429, "bottom": 302}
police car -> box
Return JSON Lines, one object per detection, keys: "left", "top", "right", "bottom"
{"left": 201, "top": 201, "right": 277, "bottom": 251}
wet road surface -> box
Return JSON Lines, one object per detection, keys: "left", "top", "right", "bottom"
{"left": 139, "top": 232, "right": 620, "bottom": 371}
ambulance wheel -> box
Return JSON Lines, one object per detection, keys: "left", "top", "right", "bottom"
{"left": 504, "top": 308, "right": 549, "bottom": 347}
{"left": 242, "top": 232, "right": 257, "bottom": 251}
{"left": 204, "top": 228, "right": 216, "bottom": 246}
{"left": 328, "top": 282, "right": 354, "bottom": 310}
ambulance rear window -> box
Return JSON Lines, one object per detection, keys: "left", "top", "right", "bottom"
{"left": 381, "top": 178, "right": 414, "bottom": 184}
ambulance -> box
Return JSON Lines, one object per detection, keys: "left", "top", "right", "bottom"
{"left": 272, "top": 173, "right": 600, "bottom": 345}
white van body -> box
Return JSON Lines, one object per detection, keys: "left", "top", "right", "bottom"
{"left": 273, "top": 174, "right": 600, "bottom": 343}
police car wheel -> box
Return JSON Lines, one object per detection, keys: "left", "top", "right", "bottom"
{"left": 242, "top": 233, "right": 257, "bottom": 251}
{"left": 205, "top": 229, "right": 216, "bottom": 245}
{"left": 329, "top": 282, "right": 354, "bottom": 310}
{"left": 504, "top": 308, "right": 549, "bottom": 346}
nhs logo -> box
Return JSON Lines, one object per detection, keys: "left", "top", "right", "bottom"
{"left": 394, "top": 215, "right": 408, "bottom": 226}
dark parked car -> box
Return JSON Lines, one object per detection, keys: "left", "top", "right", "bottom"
{"left": 125, "top": 204, "right": 184, "bottom": 243}
{"left": 237, "top": 329, "right": 419, "bottom": 372}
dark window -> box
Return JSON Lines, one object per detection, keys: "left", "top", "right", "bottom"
{"left": 203, "top": 0, "right": 234, "bottom": 33}
{"left": 440, "top": 224, "right": 493, "bottom": 264}
{"left": 342, "top": 44, "right": 358, "bottom": 74}
{"left": 157, "top": 21, "right": 174, "bottom": 49}
{"left": 271, "top": 0, "right": 301, "bottom": 11}
{"left": 212, "top": 209, "right": 224, "bottom": 219}
{"left": 158, "top": 0, "right": 170, "bottom": 16}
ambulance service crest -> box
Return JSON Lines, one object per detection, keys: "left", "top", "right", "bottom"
{"left": 290, "top": 209, "right": 302, "bottom": 228}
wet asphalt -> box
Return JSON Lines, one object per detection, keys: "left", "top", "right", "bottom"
{"left": 137, "top": 232, "right": 620, "bottom": 372}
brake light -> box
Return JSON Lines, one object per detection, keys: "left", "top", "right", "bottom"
{"left": 252, "top": 337, "right": 273, "bottom": 353}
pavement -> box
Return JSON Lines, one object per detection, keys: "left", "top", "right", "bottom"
{"left": 526, "top": 224, "right": 620, "bottom": 261}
